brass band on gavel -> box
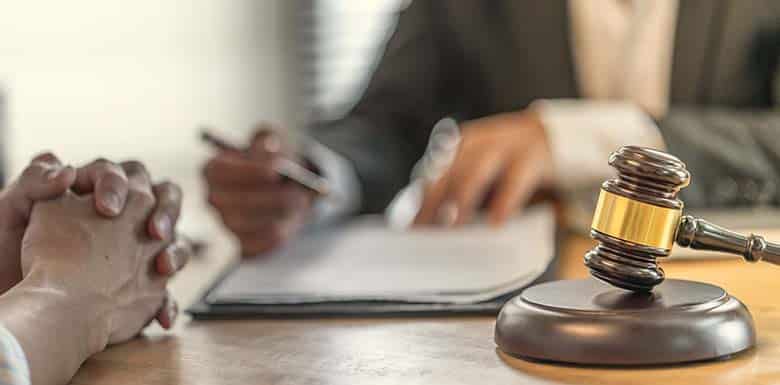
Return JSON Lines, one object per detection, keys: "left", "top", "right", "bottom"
{"left": 591, "top": 189, "right": 681, "bottom": 251}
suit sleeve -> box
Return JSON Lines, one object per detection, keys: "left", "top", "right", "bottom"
{"left": 659, "top": 103, "right": 780, "bottom": 209}
{"left": 306, "top": 1, "right": 453, "bottom": 214}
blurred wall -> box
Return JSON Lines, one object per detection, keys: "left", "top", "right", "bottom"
{"left": 0, "top": 0, "right": 299, "bottom": 235}
{"left": 0, "top": 0, "right": 297, "bottom": 173}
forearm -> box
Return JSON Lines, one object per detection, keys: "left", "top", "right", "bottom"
{"left": 0, "top": 271, "right": 107, "bottom": 385}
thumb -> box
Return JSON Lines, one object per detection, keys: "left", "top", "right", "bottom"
{"left": 248, "top": 126, "right": 283, "bottom": 160}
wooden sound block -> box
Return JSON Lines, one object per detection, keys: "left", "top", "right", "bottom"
{"left": 495, "top": 278, "right": 755, "bottom": 365}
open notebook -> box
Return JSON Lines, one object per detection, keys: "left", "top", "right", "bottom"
{"left": 202, "top": 205, "right": 555, "bottom": 308}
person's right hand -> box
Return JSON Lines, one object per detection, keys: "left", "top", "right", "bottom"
{"left": 204, "top": 130, "right": 316, "bottom": 256}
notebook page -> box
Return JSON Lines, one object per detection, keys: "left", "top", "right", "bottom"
{"left": 207, "top": 205, "right": 554, "bottom": 305}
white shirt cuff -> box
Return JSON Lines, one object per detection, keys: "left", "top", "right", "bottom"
{"left": 300, "top": 137, "right": 363, "bottom": 224}
{"left": 0, "top": 325, "right": 30, "bottom": 385}
{"left": 533, "top": 99, "right": 667, "bottom": 190}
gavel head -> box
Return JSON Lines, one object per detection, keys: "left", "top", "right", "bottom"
{"left": 585, "top": 146, "right": 691, "bottom": 292}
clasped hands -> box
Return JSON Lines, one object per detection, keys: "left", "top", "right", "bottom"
{"left": 0, "top": 153, "right": 190, "bottom": 346}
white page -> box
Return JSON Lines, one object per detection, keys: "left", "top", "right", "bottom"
{"left": 207, "top": 205, "right": 554, "bottom": 305}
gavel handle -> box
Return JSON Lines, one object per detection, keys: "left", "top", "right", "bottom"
{"left": 676, "top": 215, "right": 780, "bottom": 265}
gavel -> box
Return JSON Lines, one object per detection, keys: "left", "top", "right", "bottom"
{"left": 585, "top": 145, "right": 780, "bottom": 292}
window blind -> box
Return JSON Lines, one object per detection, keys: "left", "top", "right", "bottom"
{"left": 297, "top": 0, "right": 408, "bottom": 122}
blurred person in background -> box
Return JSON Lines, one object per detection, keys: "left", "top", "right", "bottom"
{"left": 205, "top": 0, "right": 780, "bottom": 256}
{"left": 0, "top": 154, "right": 190, "bottom": 385}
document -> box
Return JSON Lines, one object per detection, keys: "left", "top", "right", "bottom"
{"left": 206, "top": 205, "right": 555, "bottom": 305}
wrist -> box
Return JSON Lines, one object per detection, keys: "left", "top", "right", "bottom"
{"left": 16, "top": 268, "right": 111, "bottom": 357}
{"left": 0, "top": 271, "right": 111, "bottom": 385}
{"left": 519, "top": 108, "right": 555, "bottom": 188}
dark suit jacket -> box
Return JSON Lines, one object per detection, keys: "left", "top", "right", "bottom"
{"left": 309, "top": 0, "right": 780, "bottom": 213}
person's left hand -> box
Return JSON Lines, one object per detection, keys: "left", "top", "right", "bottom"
{"left": 0, "top": 154, "right": 189, "bottom": 327}
{"left": 413, "top": 110, "right": 554, "bottom": 227}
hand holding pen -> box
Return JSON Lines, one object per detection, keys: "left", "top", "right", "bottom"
{"left": 202, "top": 126, "right": 323, "bottom": 257}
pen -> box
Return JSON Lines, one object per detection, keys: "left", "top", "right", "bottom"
{"left": 200, "top": 130, "right": 331, "bottom": 196}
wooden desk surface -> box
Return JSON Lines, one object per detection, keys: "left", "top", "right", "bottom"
{"left": 70, "top": 234, "right": 780, "bottom": 385}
